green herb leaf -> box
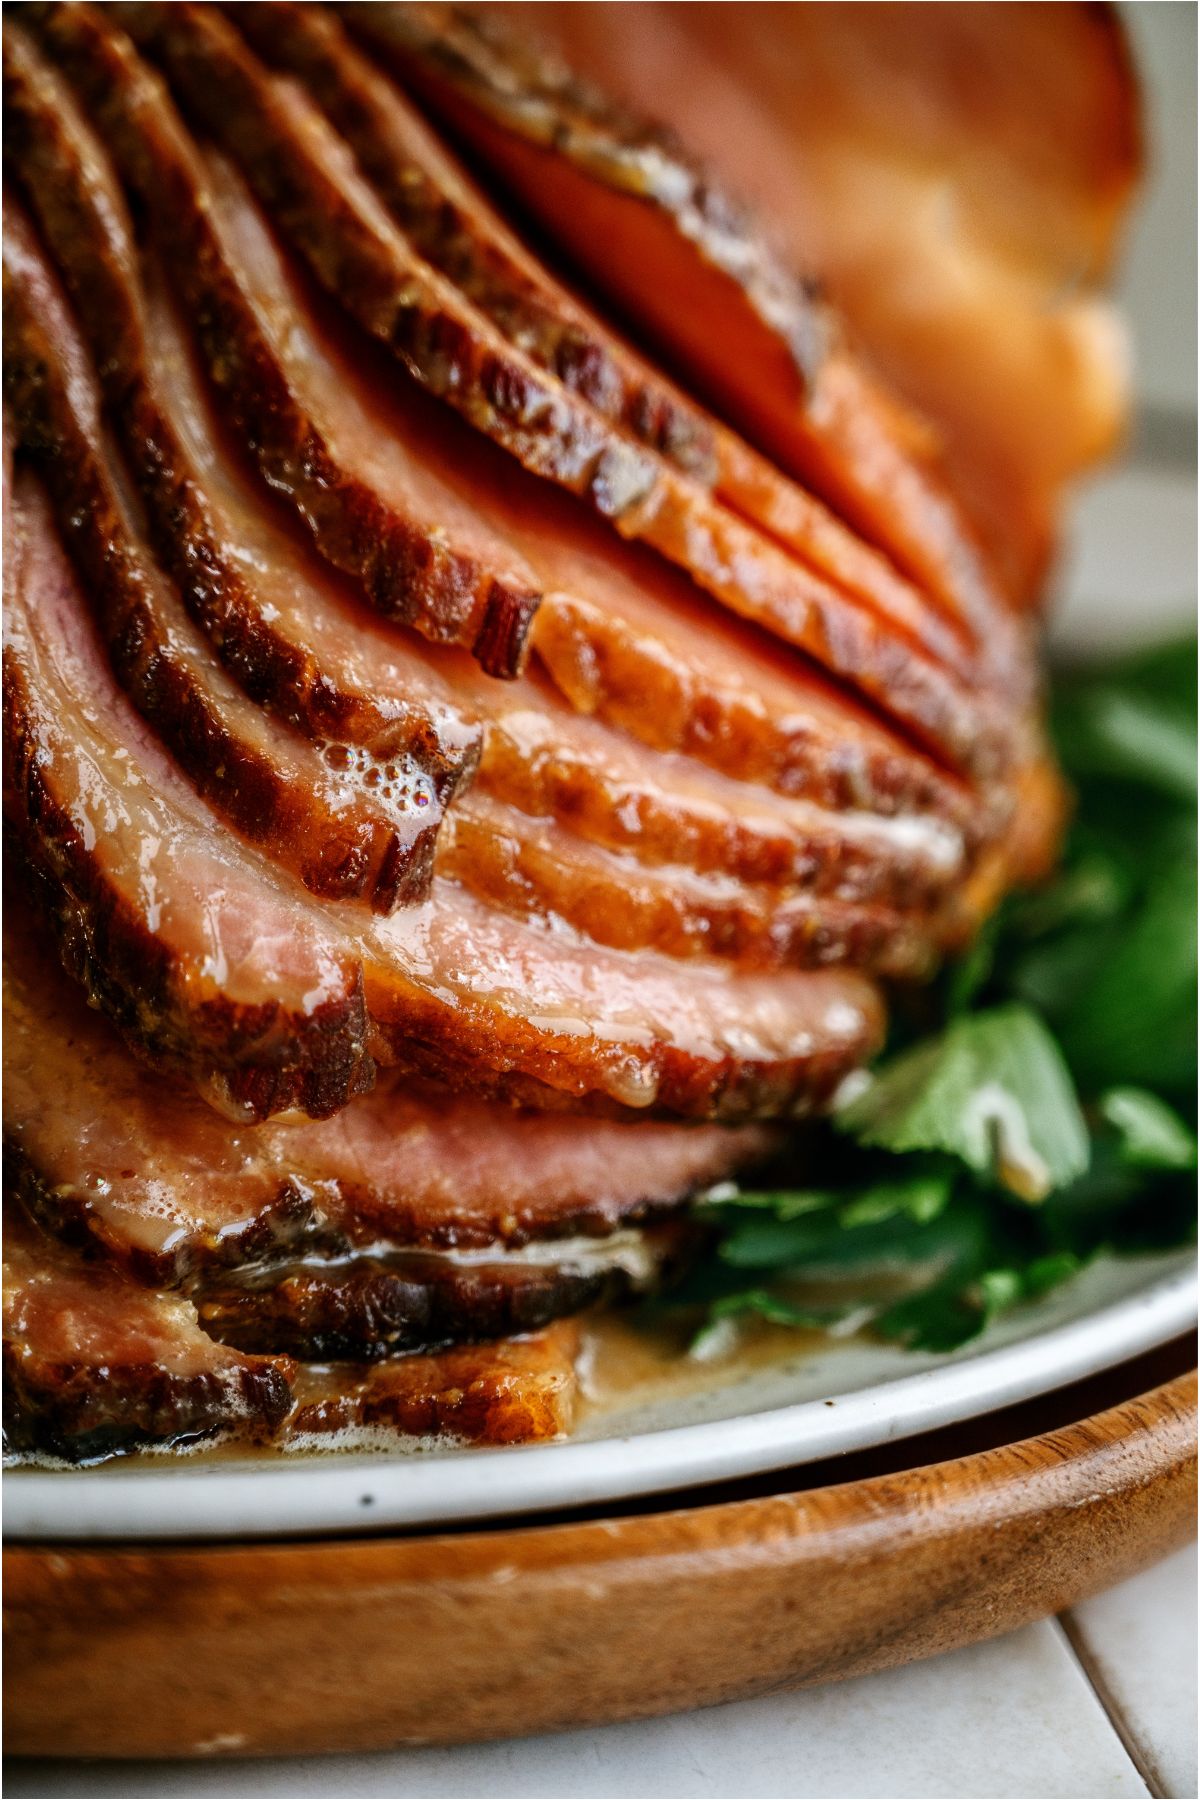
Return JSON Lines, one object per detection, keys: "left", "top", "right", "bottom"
{"left": 836, "top": 1005, "right": 1089, "bottom": 1200}
{"left": 1055, "top": 684, "right": 1196, "bottom": 801}
{"left": 1055, "top": 855, "right": 1198, "bottom": 1095}
{"left": 669, "top": 637, "right": 1197, "bottom": 1360}
{"left": 1052, "top": 637, "right": 1196, "bottom": 795}
{"left": 712, "top": 1291, "right": 855, "bottom": 1330}
{"left": 698, "top": 1187, "right": 839, "bottom": 1221}
{"left": 1099, "top": 1088, "right": 1198, "bottom": 1170}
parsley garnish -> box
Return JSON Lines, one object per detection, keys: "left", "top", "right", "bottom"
{"left": 665, "top": 637, "right": 1197, "bottom": 1356}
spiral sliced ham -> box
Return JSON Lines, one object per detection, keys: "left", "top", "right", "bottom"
{"left": 339, "top": 0, "right": 1015, "bottom": 636}
{"left": 4, "top": 210, "right": 448, "bottom": 913}
{"left": 3, "top": 1203, "right": 294, "bottom": 1462}
{"left": 6, "top": 904, "right": 776, "bottom": 1281}
{"left": 17, "top": 7, "right": 1010, "bottom": 805}
{"left": 114, "top": 0, "right": 1023, "bottom": 782}
{"left": 4, "top": 1205, "right": 580, "bottom": 1458}
{"left": 3, "top": 22, "right": 484, "bottom": 784}
{"left": 6, "top": 467, "right": 885, "bottom": 1120}
{"left": 485, "top": 1, "right": 1138, "bottom": 602}
{"left": 3, "top": 0, "right": 1123, "bottom": 1460}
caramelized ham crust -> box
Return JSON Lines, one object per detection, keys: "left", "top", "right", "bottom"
{"left": 5, "top": 904, "right": 777, "bottom": 1281}
{"left": 3, "top": 1203, "right": 293, "bottom": 1462}
{"left": 192, "top": 1229, "right": 680, "bottom": 1361}
{"left": 471, "top": 683, "right": 968, "bottom": 911}
{"left": 285, "top": 1324, "right": 579, "bottom": 1445}
{"left": 439, "top": 791, "right": 937, "bottom": 978}
{"left": 6, "top": 468, "right": 885, "bottom": 1120}
{"left": 4, "top": 467, "right": 376, "bottom": 1123}
{"left": 4, "top": 14, "right": 984, "bottom": 932}
{"left": 498, "top": 2, "right": 1137, "bottom": 601}
{"left": 4, "top": 207, "right": 446, "bottom": 913}
{"left": 339, "top": 0, "right": 1014, "bottom": 637}
{"left": 108, "top": 0, "right": 1023, "bottom": 781}
{"left": 227, "top": 1, "right": 1030, "bottom": 694}
{"left": 3, "top": 1204, "right": 579, "bottom": 1458}
{"left": 24, "top": 4, "right": 1014, "bottom": 802}
{"left": 3, "top": 21, "right": 483, "bottom": 786}
{"left": 20, "top": 1, "right": 541, "bottom": 678}
{"left": 1, "top": 2, "right": 1096, "bottom": 1467}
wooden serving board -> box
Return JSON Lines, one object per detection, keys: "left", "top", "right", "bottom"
{"left": 5, "top": 1349, "right": 1196, "bottom": 1760}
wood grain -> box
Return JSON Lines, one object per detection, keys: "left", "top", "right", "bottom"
{"left": 5, "top": 1368, "right": 1195, "bottom": 1759}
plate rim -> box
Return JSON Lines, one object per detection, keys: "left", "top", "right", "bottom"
{"left": 5, "top": 1256, "right": 1195, "bottom": 1544}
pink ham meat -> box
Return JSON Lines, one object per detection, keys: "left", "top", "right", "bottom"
{"left": 5, "top": 468, "right": 884, "bottom": 1121}
{"left": 2, "top": 22, "right": 980, "bottom": 936}
{"left": 3, "top": 1202, "right": 293, "bottom": 1462}
{"left": 107, "top": 0, "right": 1025, "bottom": 783}
{"left": 438, "top": 791, "right": 937, "bottom": 979}
{"left": 470, "top": 678, "right": 968, "bottom": 911}
{"left": 1, "top": 4, "right": 1081, "bottom": 1463}
{"left": 23, "top": 0, "right": 995, "bottom": 816}
{"left": 2, "top": 21, "right": 483, "bottom": 786}
{"left": 2, "top": 26, "right": 975, "bottom": 931}
{"left": 3, "top": 467, "right": 374, "bottom": 1123}
{"left": 222, "top": 1, "right": 1025, "bottom": 693}
{"left": 284, "top": 1325, "right": 579, "bottom": 1445}
{"left": 4, "top": 205, "right": 449, "bottom": 913}
{"left": 189, "top": 1234, "right": 682, "bottom": 1361}
{"left": 338, "top": 0, "right": 1016, "bottom": 635}
{"left": 5, "top": 901, "right": 778, "bottom": 1281}
{"left": 17, "top": 3, "right": 541, "bottom": 679}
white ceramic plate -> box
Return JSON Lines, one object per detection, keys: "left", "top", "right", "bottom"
{"left": 6, "top": 1248, "right": 1193, "bottom": 1542}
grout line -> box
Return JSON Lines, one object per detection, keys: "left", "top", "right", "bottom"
{"left": 1053, "top": 1613, "right": 1166, "bottom": 1799}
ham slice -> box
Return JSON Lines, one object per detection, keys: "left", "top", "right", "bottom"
{"left": 6, "top": 470, "right": 884, "bottom": 1120}
{"left": 471, "top": 683, "right": 968, "bottom": 910}
{"left": 5, "top": 902, "right": 777, "bottom": 1280}
{"left": 439, "top": 791, "right": 937, "bottom": 978}
{"left": 26, "top": 3, "right": 1007, "bottom": 798}
{"left": 4, "top": 210, "right": 449, "bottom": 912}
{"left": 285, "top": 1325, "right": 579, "bottom": 1446}
{"left": 340, "top": 0, "right": 1014, "bottom": 636}
{"left": 107, "top": 0, "right": 1026, "bottom": 781}
{"left": 228, "top": 0, "right": 1028, "bottom": 693}
{"left": 3, "top": 1203, "right": 293, "bottom": 1462}
{"left": 18, "top": 3, "right": 541, "bottom": 678}
{"left": 493, "top": 2, "right": 1137, "bottom": 601}
{"left": 191, "top": 1230, "right": 680, "bottom": 1361}
{"left": 2, "top": 25, "right": 976, "bottom": 919}
{"left": 170, "top": 1, "right": 993, "bottom": 676}
{"left": 2, "top": 21, "right": 483, "bottom": 787}
{"left": 4, "top": 467, "right": 375, "bottom": 1121}
{"left": 3, "top": 1204, "right": 579, "bottom": 1458}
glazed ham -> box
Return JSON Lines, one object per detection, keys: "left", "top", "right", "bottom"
{"left": 118, "top": 1, "right": 1026, "bottom": 781}
{"left": 4, "top": 1203, "right": 581, "bottom": 1458}
{"left": 340, "top": 0, "right": 1014, "bottom": 633}
{"left": 4, "top": 208, "right": 448, "bottom": 914}
{"left": 6, "top": 904, "right": 776, "bottom": 1281}
{"left": 3, "top": 1203, "right": 294, "bottom": 1462}
{"left": 3, "top": 24, "right": 483, "bottom": 783}
{"left": 488, "top": 2, "right": 1137, "bottom": 602}
{"left": 3, "top": 1, "right": 1127, "bottom": 1460}
{"left": 6, "top": 467, "right": 885, "bottom": 1120}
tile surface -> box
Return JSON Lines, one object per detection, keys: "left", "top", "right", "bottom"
{"left": 1065, "top": 1543, "right": 1199, "bottom": 1800}
{"left": 4, "top": 1620, "right": 1151, "bottom": 1800}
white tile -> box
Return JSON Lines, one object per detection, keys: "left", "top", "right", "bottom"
{"left": 4, "top": 1618, "right": 1147, "bottom": 1800}
{"left": 1064, "top": 1542, "right": 1199, "bottom": 1800}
